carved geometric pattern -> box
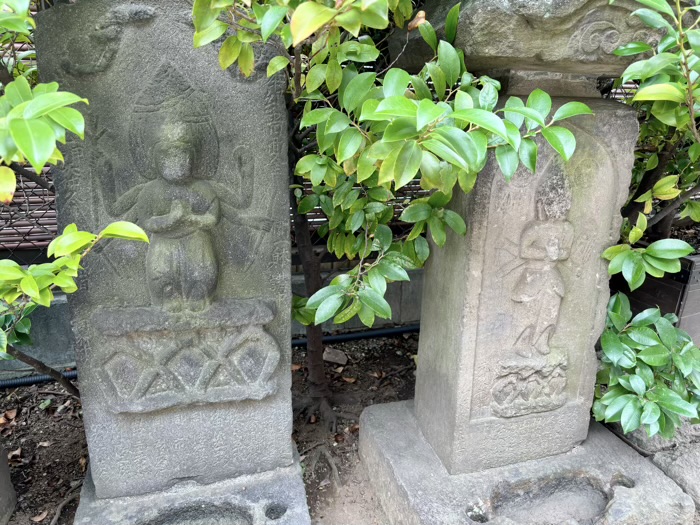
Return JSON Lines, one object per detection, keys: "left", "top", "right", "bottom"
{"left": 99, "top": 324, "right": 281, "bottom": 414}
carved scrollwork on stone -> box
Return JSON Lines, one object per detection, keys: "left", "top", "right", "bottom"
{"left": 62, "top": 5, "right": 156, "bottom": 76}
{"left": 491, "top": 358, "right": 568, "bottom": 418}
{"left": 92, "top": 300, "right": 281, "bottom": 413}
{"left": 569, "top": 6, "right": 657, "bottom": 60}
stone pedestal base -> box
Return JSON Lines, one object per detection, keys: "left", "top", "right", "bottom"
{"left": 360, "top": 401, "right": 695, "bottom": 525}
{"left": 0, "top": 453, "right": 15, "bottom": 525}
{"left": 74, "top": 459, "right": 310, "bottom": 525}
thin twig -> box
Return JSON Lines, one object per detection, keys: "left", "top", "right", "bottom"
{"left": 4, "top": 344, "right": 80, "bottom": 398}
{"left": 50, "top": 485, "right": 82, "bottom": 525}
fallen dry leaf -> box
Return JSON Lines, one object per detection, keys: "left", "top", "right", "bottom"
{"left": 8, "top": 448, "right": 21, "bottom": 460}
{"left": 79, "top": 456, "right": 88, "bottom": 473}
{"left": 4, "top": 409, "right": 17, "bottom": 420}
{"left": 341, "top": 377, "right": 357, "bottom": 384}
{"left": 31, "top": 510, "right": 48, "bottom": 522}
{"left": 408, "top": 10, "right": 426, "bottom": 31}
{"left": 334, "top": 367, "right": 344, "bottom": 374}
{"left": 291, "top": 364, "right": 302, "bottom": 372}
{"left": 38, "top": 441, "right": 52, "bottom": 448}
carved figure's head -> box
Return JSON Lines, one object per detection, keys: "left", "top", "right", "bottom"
{"left": 153, "top": 122, "right": 197, "bottom": 183}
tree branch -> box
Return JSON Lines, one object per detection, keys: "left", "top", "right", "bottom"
{"left": 11, "top": 163, "right": 53, "bottom": 191}
{"left": 5, "top": 344, "right": 80, "bottom": 397}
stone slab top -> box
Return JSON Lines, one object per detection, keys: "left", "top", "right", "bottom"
{"left": 397, "top": 0, "right": 660, "bottom": 78}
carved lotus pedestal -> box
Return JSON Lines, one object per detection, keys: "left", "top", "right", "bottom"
{"left": 360, "top": 2, "right": 695, "bottom": 523}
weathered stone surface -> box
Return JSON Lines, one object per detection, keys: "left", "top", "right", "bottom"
{"left": 75, "top": 460, "right": 309, "bottom": 525}
{"left": 35, "top": 2, "right": 308, "bottom": 520}
{"left": 0, "top": 294, "right": 75, "bottom": 379}
{"left": 654, "top": 444, "right": 700, "bottom": 508}
{"left": 412, "top": 99, "right": 637, "bottom": 474}
{"left": 360, "top": 401, "right": 695, "bottom": 525}
{"left": 393, "top": 0, "right": 659, "bottom": 77}
{"left": 623, "top": 421, "right": 700, "bottom": 455}
{"left": 0, "top": 452, "right": 15, "bottom": 525}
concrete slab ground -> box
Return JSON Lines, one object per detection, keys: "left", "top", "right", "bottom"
{"left": 360, "top": 401, "right": 695, "bottom": 525}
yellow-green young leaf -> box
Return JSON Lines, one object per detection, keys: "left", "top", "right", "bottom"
{"left": 48, "top": 107, "right": 85, "bottom": 139}
{"left": 0, "top": 166, "right": 16, "bottom": 205}
{"left": 306, "top": 64, "right": 327, "bottom": 93}
{"left": 194, "top": 20, "right": 228, "bottom": 48}
{"left": 290, "top": 2, "right": 337, "bottom": 46}
{"left": 9, "top": 118, "right": 56, "bottom": 173}
{"left": 267, "top": 55, "right": 290, "bottom": 77}
{"left": 219, "top": 36, "right": 242, "bottom": 70}
{"left": 633, "top": 83, "right": 685, "bottom": 104}
{"left": 418, "top": 21, "right": 438, "bottom": 51}
{"left": 0, "top": 259, "right": 25, "bottom": 280}
{"left": 359, "top": 0, "right": 389, "bottom": 29}
{"left": 192, "top": 0, "right": 222, "bottom": 31}
{"left": 416, "top": 99, "right": 447, "bottom": 130}
{"left": 342, "top": 72, "right": 376, "bottom": 113}
{"left": 238, "top": 43, "right": 255, "bottom": 77}
{"left": 629, "top": 227, "right": 643, "bottom": 244}
{"left": 337, "top": 128, "right": 363, "bottom": 163}
{"left": 49, "top": 231, "right": 97, "bottom": 257}
{"left": 552, "top": 101, "right": 593, "bottom": 122}
{"left": 99, "top": 221, "right": 150, "bottom": 243}
{"left": 23, "top": 92, "right": 87, "bottom": 120}
{"left": 20, "top": 274, "right": 39, "bottom": 300}
{"left": 335, "top": 8, "right": 362, "bottom": 36}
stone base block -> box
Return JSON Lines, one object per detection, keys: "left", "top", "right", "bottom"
{"left": 653, "top": 444, "right": 700, "bottom": 508}
{"left": 359, "top": 401, "right": 695, "bottom": 525}
{"left": 74, "top": 460, "right": 310, "bottom": 525}
{"left": 0, "top": 453, "right": 15, "bottom": 525}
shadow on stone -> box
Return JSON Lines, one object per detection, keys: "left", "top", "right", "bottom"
{"left": 142, "top": 504, "right": 253, "bottom": 525}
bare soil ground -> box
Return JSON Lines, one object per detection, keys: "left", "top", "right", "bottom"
{"left": 0, "top": 334, "right": 417, "bottom": 524}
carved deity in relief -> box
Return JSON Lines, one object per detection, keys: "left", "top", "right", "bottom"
{"left": 511, "top": 172, "right": 574, "bottom": 358}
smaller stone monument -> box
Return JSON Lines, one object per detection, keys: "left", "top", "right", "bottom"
{"left": 361, "top": 1, "right": 696, "bottom": 523}
{"left": 0, "top": 452, "right": 15, "bottom": 525}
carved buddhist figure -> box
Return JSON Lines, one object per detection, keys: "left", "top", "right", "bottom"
{"left": 511, "top": 171, "right": 574, "bottom": 359}
{"left": 105, "top": 122, "right": 221, "bottom": 312}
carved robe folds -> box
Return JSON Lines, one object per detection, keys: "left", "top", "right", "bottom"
{"left": 36, "top": 2, "right": 310, "bottom": 524}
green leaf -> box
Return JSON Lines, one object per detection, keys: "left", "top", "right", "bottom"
{"left": 383, "top": 68, "right": 411, "bottom": 98}
{"left": 655, "top": 387, "right": 698, "bottom": 418}
{"left": 496, "top": 145, "right": 518, "bottom": 181}
{"left": 307, "top": 285, "right": 344, "bottom": 309}
{"left": 261, "top": 6, "right": 288, "bottom": 41}
{"left": 416, "top": 99, "right": 446, "bottom": 130}
{"left": 300, "top": 108, "right": 334, "bottom": 128}
{"left": 428, "top": 215, "right": 446, "bottom": 247}
{"left": 542, "top": 126, "right": 576, "bottom": 162}
{"left": 519, "top": 138, "right": 538, "bottom": 173}
{"left": 376, "top": 96, "right": 418, "bottom": 118}
{"left": 0, "top": 260, "right": 25, "bottom": 281}
{"left": 602, "top": 330, "right": 627, "bottom": 365}
{"left": 20, "top": 274, "right": 39, "bottom": 300}
{"left": 645, "top": 239, "right": 694, "bottom": 259}
{"left": 621, "top": 397, "right": 642, "bottom": 433}
{"left": 451, "top": 109, "right": 508, "bottom": 140}
{"left": 315, "top": 293, "right": 344, "bottom": 324}
{"left": 426, "top": 63, "right": 446, "bottom": 100}
{"left": 99, "top": 221, "right": 149, "bottom": 243}
{"left": 479, "top": 83, "right": 498, "bottom": 112}
{"left": 443, "top": 209, "right": 466, "bottom": 235}
{"left": 400, "top": 202, "right": 432, "bottom": 223}
{"left": 634, "top": 0, "right": 674, "bottom": 17}
{"left": 194, "top": 20, "right": 228, "bottom": 48}
{"left": 438, "top": 41, "right": 460, "bottom": 86}
{"left": 337, "top": 128, "right": 363, "bottom": 163}
{"left": 291, "top": 2, "right": 337, "bottom": 46}
{"left": 444, "top": 3, "right": 460, "bottom": 44}
{"left": 342, "top": 72, "right": 376, "bottom": 113}
{"left": 367, "top": 268, "right": 387, "bottom": 295}
{"left": 377, "top": 260, "right": 409, "bottom": 282}
{"left": 48, "top": 230, "right": 96, "bottom": 257}
{"left": 267, "top": 55, "right": 290, "bottom": 77}
{"left": 23, "top": 92, "right": 87, "bottom": 120}
{"left": 415, "top": 236, "right": 430, "bottom": 263}
{"left": 552, "top": 102, "right": 593, "bottom": 122}
{"left": 418, "top": 21, "right": 438, "bottom": 51}
{"left": 326, "top": 59, "right": 342, "bottom": 93}
{"left": 394, "top": 141, "right": 423, "bottom": 189}
{"left": 614, "top": 41, "right": 654, "bottom": 56}
{"left": 638, "top": 344, "right": 671, "bottom": 366}
{"left": 9, "top": 118, "right": 56, "bottom": 172}
{"left": 527, "top": 89, "right": 552, "bottom": 120}
{"left": 629, "top": 375, "right": 647, "bottom": 396}
{"left": 632, "top": 7, "right": 674, "bottom": 31}
{"left": 306, "top": 64, "right": 327, "bottom": 93}
{"left": 641, "top": 401, "right": 661, "bottom": 425}
{"left": 633, "top": 83, "right": 686, "bottom": 104}
{"left": 358, "top": 287, "right": 392, "bottom": 319}
{"left": 631, "top": 308, "right": 661, "bottom": 327}
{"left": 605, "top": 394, "right": 636, "bottom": 422}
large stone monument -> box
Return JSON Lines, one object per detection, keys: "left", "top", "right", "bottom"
{"left": 0, "top": 452, "right": 15, "bottom": 525}
{"left": 361, "top": 1, "right": 696, "bottom": 523}
{"left": 35, "top": 2, "right": 310, "bottom": 524}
